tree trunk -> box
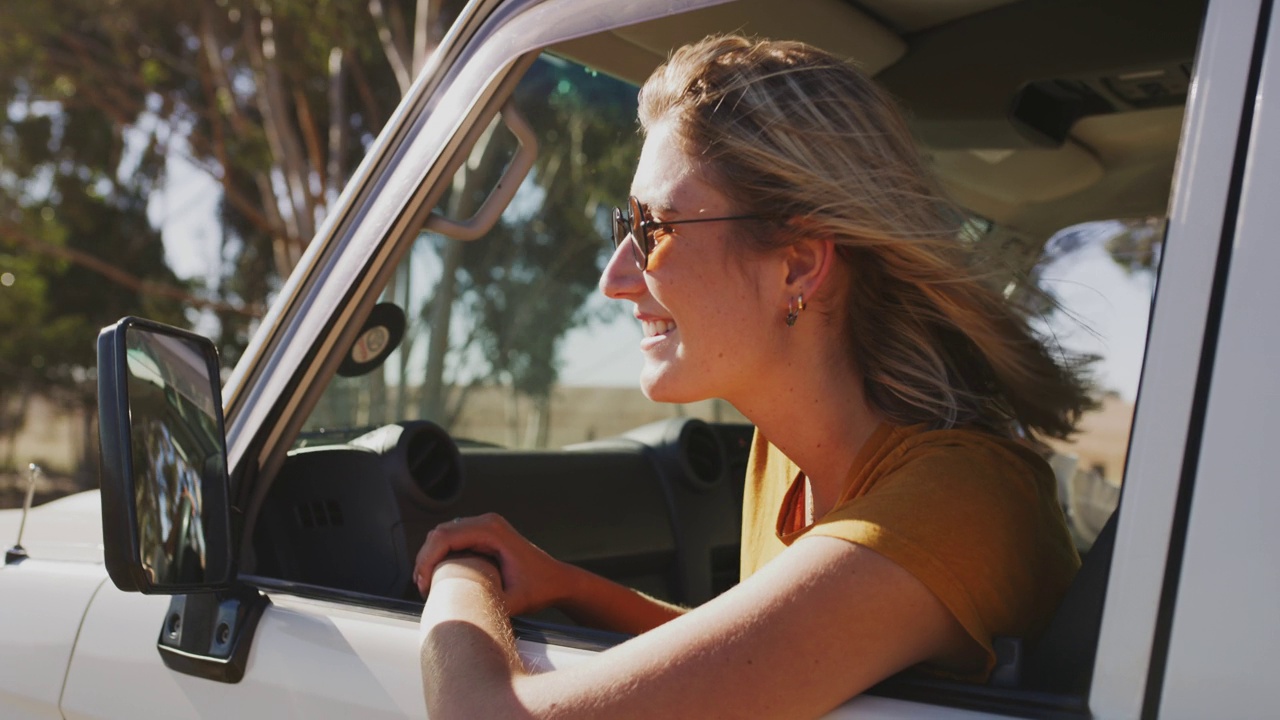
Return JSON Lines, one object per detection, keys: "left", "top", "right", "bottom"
{"left": 418, "top": 118, "right": 512, "bottom": 424}
{"left": 420, "top": 237, "right": 463, "bottom": 424}
{"left": 529, "top": 393, "right": 551, "bottom": 449}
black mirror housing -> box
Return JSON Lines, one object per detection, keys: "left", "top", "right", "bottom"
{"left": 97, "top": 317, "right": 235, "bottom": 594}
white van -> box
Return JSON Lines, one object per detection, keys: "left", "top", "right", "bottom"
{"left": 3, "top": 0, "right": 1276, "bottom": 717}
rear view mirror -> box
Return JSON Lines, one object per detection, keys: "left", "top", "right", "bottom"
{"left": 97, "top": 318, "right": 233, "bottom": 593}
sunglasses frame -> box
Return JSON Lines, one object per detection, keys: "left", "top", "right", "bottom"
{"left": 611, "top": 195, "right": 763, "bottom": 270}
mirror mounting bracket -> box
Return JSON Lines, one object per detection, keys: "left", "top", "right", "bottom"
{"left": 156, "top": 584, "right": 270, "bottom": 683}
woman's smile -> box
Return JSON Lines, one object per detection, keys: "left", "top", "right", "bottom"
{"left": 639, "top": 317, "right": 677, "bottom": 339}
{"left": 638, "top": 315, "right": 678, "bottom": 355}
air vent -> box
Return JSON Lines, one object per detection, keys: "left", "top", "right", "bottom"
{"left": 406, "top": 426, "right": 463, "bottom": 505}
{"left": 295, "top": 499, "right": 344, "bottom": 529}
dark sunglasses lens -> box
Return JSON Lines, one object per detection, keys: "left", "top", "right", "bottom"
{"left": 611, "top": 207, "right": 628, "bottom": 249}
{"left": 628, "top": 197, "right": 648, "bottom": 269}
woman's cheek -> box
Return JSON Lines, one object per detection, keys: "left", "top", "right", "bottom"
{"left": 644, "top": 234, "right": 676, "bottom": 271}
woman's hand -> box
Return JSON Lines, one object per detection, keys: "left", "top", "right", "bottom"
{"left": 414, "top": 513, "right": 571, "bottom": 616}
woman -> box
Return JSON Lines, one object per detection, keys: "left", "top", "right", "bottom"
{"left": 413, "top": 35, "right": 1087, "bottom": 719}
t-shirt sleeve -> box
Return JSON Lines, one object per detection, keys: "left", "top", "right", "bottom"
{"left": 802, "top": 434, "right": 1079, "bottom": 677}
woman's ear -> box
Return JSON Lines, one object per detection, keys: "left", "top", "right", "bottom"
{"left": 783, "top": 235, "right": 839, "bottom": 300}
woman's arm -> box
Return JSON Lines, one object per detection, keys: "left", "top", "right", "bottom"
{"left": 419, "top": 556, "right": 526, "bottom": 719}
{"left": 554, "top": 561, "right": 686, "bottom": 634}
{"left": 414, "top": 513, "right": 685, "bottom": 635}
{"left": 420, "top": 534, "right": 971, "bottom": 720}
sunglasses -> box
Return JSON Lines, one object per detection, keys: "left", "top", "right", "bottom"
{"left": 611, "top": 196, "right": 763, "bottom": 270}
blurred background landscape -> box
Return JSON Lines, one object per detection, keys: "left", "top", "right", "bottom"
{"left": 0, "top": 0, "right": 473, "bottom": 506}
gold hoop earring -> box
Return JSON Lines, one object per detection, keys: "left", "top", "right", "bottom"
{"left": 785, "top": 294, "right": 806, "bottom": 327}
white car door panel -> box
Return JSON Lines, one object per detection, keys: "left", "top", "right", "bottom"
{"left": 0, "top": 560, "right": 107, "bottom": 720}
{"left": 62, "top": 580, "right": 1015, "bottom": 719}
{"left": 63, "top": 586, "right": 425, "bottom": 719}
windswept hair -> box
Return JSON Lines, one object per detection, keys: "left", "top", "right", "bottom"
{"left": 639, "top": 35, "right": 1091, "bottom": 440}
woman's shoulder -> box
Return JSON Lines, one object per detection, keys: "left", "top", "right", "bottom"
{"left": 841, "top": 424, "right": 1061, "bottom": 521}
{"left": 749, "top": 422, "right": 1050, "bottom": 493}
{"left": 887, "top": 424, "right": 1052, "bottom": 482}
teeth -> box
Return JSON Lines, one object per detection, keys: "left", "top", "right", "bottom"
{"left": 642, "top": 319, "right": 677, "bottom": 337}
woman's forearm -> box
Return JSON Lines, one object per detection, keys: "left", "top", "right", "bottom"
{"left": 553, "top": 562, "right": 687, "bottom": 635}
{"left": 421, "top": 567, "right": 525, "bottom": 719}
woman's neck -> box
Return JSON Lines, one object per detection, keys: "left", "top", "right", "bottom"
{"left": 730, "top": 352, "right": 884, "bottom": 520}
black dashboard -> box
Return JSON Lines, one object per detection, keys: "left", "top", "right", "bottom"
{"left": 252, "top": 417, "right": 752, "bottom": 609}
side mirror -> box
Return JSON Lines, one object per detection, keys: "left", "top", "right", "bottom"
{"left": 97, "top": 317, "right": 234, "bottom": 594}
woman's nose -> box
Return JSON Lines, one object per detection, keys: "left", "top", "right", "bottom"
{"left": 600, "top": 236, "right": 645, "bottom": 299}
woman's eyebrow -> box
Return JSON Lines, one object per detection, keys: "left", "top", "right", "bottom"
{"left": 647, "top": 200, "right": 680, "bottom": 216}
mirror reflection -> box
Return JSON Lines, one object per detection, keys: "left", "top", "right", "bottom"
{"left": 124, "top": 328, "right": 227, "bottom": 586}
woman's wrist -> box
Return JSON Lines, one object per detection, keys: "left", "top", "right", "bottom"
{"left": 434, "top": 551, "right": 503, "bottom": 588}
{"left": 550, "top": 559, "right": 600, "bottom": 611}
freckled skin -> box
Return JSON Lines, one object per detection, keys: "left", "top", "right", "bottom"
{"left": 600, "top": 120, "right": 789, "bottom": 406}
{"left": 599, "top": 119, "right": 882, "bottom": 512}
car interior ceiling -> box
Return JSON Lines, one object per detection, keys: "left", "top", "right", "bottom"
{"left": 555, "top": 0, "right": 1203, "bottom": 239}
{"left": 247, "top": 0, "right": 1207, "bottom": 708}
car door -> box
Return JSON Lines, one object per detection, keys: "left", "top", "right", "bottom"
{"left": 60, "top": 581, "right": 605, "bottom": 719}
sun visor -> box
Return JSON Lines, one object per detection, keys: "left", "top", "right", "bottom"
{"left": 553, "top": 0, "right": 905, "bottom": 85}
{"left": 931, "top": 140, "right": 1104, "bottom": 222}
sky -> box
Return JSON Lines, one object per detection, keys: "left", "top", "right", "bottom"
{"left": 148, "top": 149, "right": 223, "bottom": 284}
{"left": 1032, "top": 233, "right": 1155, "bottom": 401}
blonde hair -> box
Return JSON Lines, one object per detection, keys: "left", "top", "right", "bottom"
{"left": 639, "top": 36, "right": 1090, "bottom": 440}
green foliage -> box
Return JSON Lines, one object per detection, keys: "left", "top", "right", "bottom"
{"left": 0, "top": 0, "right": 452, "bottom": 359}
{"left": 0, "top": 0, "right": 438, "bottom": 395}
{"left": 0, "top": 16, "right": 187, "bottom": 411}
{"left": 1103, "top": 217, "right": 1163, "bottom": 276}
{"left": 0, "top": 251, "right": 51, "bottom": 394}
{"left": 0, "top": 186, "right": 187, "bottom": 405}
{"left": 450, "top": 56, "right": 640, "bottom": 401}
{"left": 4, "top": 3, "right": 636, "bottom": 457}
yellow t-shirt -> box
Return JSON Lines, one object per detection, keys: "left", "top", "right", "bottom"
{"left": 740, "top": 422, "right": 1080, "bottom": 680}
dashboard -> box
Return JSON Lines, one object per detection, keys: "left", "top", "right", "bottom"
{"left": 251, "top": 417, "right": 752, "bottom": 611}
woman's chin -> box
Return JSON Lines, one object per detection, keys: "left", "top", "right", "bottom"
{"left": 639, "top": 365, "right": 707, "bottom": 405}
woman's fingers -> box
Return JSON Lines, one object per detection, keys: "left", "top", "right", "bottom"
{"left": 413, "top": 513, "right": 518, "bottom": 598}
{"left": 415, "top": 519, "right": 472, "bottom": 596}
{"left": 414, "top": 513, "right": 565, "bottom": 615}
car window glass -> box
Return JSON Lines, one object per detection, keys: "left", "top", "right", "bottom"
{"left": 300, "top": 54, "right": 747, "bottom": 451}
{"left": 1026, "top": 218, "right": 1161, "bottom": 552}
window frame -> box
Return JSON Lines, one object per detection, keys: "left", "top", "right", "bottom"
{"left": 1088, "top": 0, "right": 1267, "bottom": 716}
